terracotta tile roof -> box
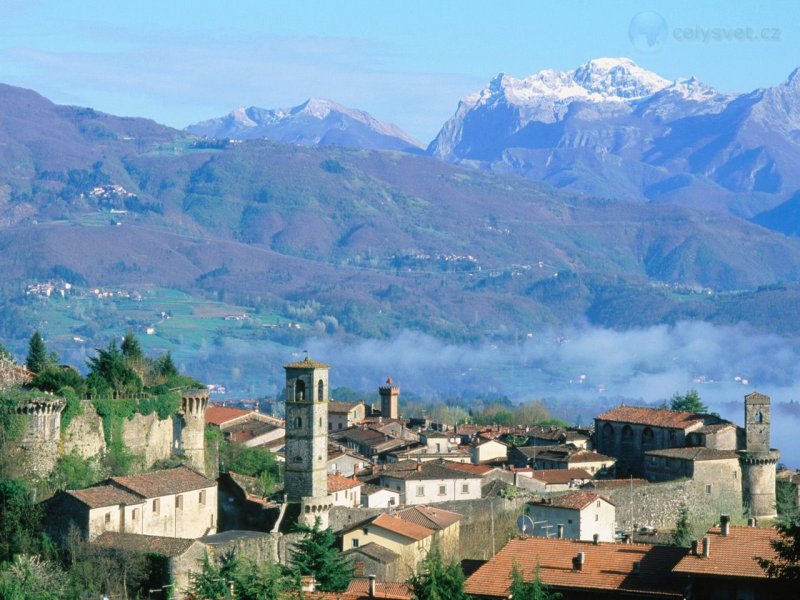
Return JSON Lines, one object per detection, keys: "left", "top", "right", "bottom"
{"left": 395, "top": 505, "right": 463, "bottom": 531}
{"left": 283, "top": 356, "right": 329, "bottom": 369}
{"left": 67, "top": 485, "right": 143, "bottom": 509}
{"left": 568, "top": 450, "right": 616, "bottom": 463}
{"left": 206, "top": 405, "right": 250, "bottom": 426}
{"left": 329, "top": 401, "right": 361, "bottom": 414}
{"left": 673, "top": 526, "right": 778, "bottom": 579}
{"left": 110, "top": 466, "right": 215, "bottom": 498}
{"left": 644, "top": 448, "right": 739, "bottom": 461}
{"left": 465, "top": 537, "right": 686, "bottom": 598}
{"left": 379, "top": 460, "right": 483, "bottom": 481}
{"left": 328, "top": 473, "right": 362, "bottom": 493}
{"left": 531, "top": 491, "right": 613, "bottom": 510}
{"left": 529, "top": 469, "right": 593, "bottom": 484}
{"left": 596, "top": 405, "right": 706, "bottom": 430}
{"left": 93, "top": 532, "right": 199, "bottom": 557}
{"left": 444, "top": 462, "right": 497, "bottom": 476}
{"left": 370, "top": 513, "right": 435, "bottom": 541}
{"left": 360, "top": 483, "right": 399, "bottom": 496}
{"left": 346, "top": 580, "right": 411, "bottom": 600}
{"left": 343, "top": 542, "right": 400, "bottom": 564}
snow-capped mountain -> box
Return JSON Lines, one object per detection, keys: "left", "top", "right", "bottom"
{"left": 187, "top": 98, "right": 423, "bottom": 152}
{"left": 428, "top": 58, "right": 800, "bottom": 219}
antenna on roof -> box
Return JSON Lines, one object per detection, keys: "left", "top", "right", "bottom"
{"left": 517, "top": 515, "right": 535, "bottom": 537}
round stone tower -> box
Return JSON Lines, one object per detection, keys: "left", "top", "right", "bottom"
{"left": 16, "top": 396, "right": 65, "bottom": 478}
{"left": 284, "top": 355, "right": 332, "bottom": 528}
{"left": 739, "top": 392, "right": 780, "bottom": 519}
{"left": 180, "top": 388, "right": 210, "bottom": 474}
{"left": 378, "top": 376, "right": 400, "bottom": 420}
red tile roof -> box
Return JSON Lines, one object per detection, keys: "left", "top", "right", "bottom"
{"left": 531, "top": 490, "right": 613, "bottom": 511}
{"left": 444, "top": 462, "right": 497, "bottom": 476}
{"left": 465, "top": 537, "right": 685, "bottom": 598}
{"left": 111, "top": 466, "right": 215, "bottom": 498}
{"left": 529, "top": 469, "right": 593, "bottom": 484}
{"left": 67, "top": 485, "right": 143, "bottom": 509}
{"left": 596, "top": 405, "right": 706, "bottom": 430}
{"left": 328, "top": 473, "right": 362, "bottom": 493}
{"left": 345, "top": 580, "right": 412, "bottom": 600}
{"left": 395, "top": 505, "right": 463, "bottom": 530}
{"left": 370, "top": 513, "right": 434, "bottom": 541}
{"left": 379, "top": 459, "right": 483, "bottom": 481}
{"left": 673, "top": 526, "right": 778, "bottom": 579}
{"left": 205, "top": 405, "right": 251, "bottom": 426}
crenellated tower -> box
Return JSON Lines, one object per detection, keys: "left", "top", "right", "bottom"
{"left": 15, "top": 396, "right": 65, "bottom": 478}
{"left": 739, "top": 392, "right": 780, "bottom": 519}
{"left": 180, "top": 388, "right": 210, "bottom": 474}
{"left": 379, "top": 376, "right": 400, "bottom": 420}
{"left": 284, "top": 355, "right": 332, "bottom": 527}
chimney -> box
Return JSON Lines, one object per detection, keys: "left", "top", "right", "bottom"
{"left": 557, "top": 524, "right": 564, "bottom": 539}
{"left": 593, "top": 533, "right": 599, "bottom": 545}
{"left": 702, "top": 536, "right": 710, "bottom": 558}
{"left": 690, "top": 539, "right": 698, "bottom": 556}
{"left": 632, "top": 561, "right": 640, "bottom": 575}
{"left": 720, "top": 514, "right": 730, "bottom": 537}
{"left": 368, "top": 575, "right": 376, "bottom": 598}
{"left": 415, "top": 462, "right": 422, "bottom": 472}
{"left": 353, "top": 463, "right": 359, "bottom": 475}
{"left": 748, "top": 517, "right": 756, "bottom": 528}
{"left": 572, "top": 552, "right": 585, "bottom": 571}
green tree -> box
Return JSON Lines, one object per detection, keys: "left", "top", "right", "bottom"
{"left": 0, "top": 480, "right": 45, "bottom": 562}
{"left": 672, "top": 503, "right": 692, "bottom": 548}
{"left": 291, "top": 518, "right": 353, "bottom": 592}
{"left": 233, "top": 558, "right": 286, "bottom": 600}
{"left": 407, "top": 542, "right": 468, "bottom": 600}
{"left": 0, "top": 554, "right": 68, "bottom": 600}
{"left": 224, "top": 444, "right": 279, "bottom": 478}
{"left": 777, "top": 481, "right": 798, "bottom": 521}
{"left": 155, "top": 351, "right": 179, "bottom": 379}
{"left": 669, "top": 389, "right": 708, "bottom": 413}
{"left": 509, "top": 562, "right": 561, "bottom": 600}
{"left": 25, "top": 332, "right": 49, "bottom": 374}
{"left": 120, "top": 330, "right": 143, "bottom": 362}
{"left": 758, "top": 515, "right": 800, "bottom": 579}
{"left": 186, "top": 554, "right": 233, "bottom": 599}
{"left": 28, "top": 365, "right": 86, "bottom": 398}
{"left": 86, "top": 340, "right": 142, "bottom": 398}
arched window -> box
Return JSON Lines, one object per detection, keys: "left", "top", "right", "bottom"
{"left": 318, "top": 379, "right": 324, "bottom": 402}
{"left": 295, "top": 416, "right": 302, "bottom": 429}
{"left": 602, "top": 423, "right": 614, "bottom": 444}
{"left": 294, "top": 456, "right": 303, "bottom": 463}
{"left": 755, "top": 410, "right": 763, "bottom": 423}
{"left": 295, "top": 380, "right": 306, "bottom": 402}
{"left": 642, "top": 427, "right": 655, "bottom": 450}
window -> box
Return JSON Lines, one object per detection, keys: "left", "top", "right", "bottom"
{"left": 595, "top": 514, "right": 599, "bottom": 521}
{"left": 210, "top": 514, "right": 215, "bottom": 528}
{"left": 294, "top": 456, "right": 303, "bottom": 463}
{"left": 318, "top": 380, "right": 324, "bottom": 402}
{"left": 354, "top": 561, "right": 365, "bottom": 576}
{"left": 295, "top": 417, "right": 302, "bottom": 429}
{"left": 596, "top": 500, "right": 601, "bottom": 507}
{"left": 105, "top": 512, "right": 111, "bottom": 524}
{"left": 567, "top": 519, "right": 573, "bottom": 524}
{"left": 733, "top": 471, "right": 738, "bottom": 480}
{"left": 705, "top": 484, "right": 712, "bottom": 494}
{"left": 152, "top": 499, "right": 160, "bottom": 515}
{"left": 462, "top": 484, "right": 469, "bottom": 494}
{"left": 439, "top": 485, "right": 447, "bottom": 496}
{"left": 328, "top": 422, "right": 332, "bottom": 431}
{"left": 416, "top": 485, "right": 425, "bottom": 497}
{"left": 389, "top": 498, "right": 396, "bottom": 506}
{"left": 590, "top": 466, "right": 595, "bottom": 473}
{"left": 362, "top": 528, "right": 369, "bottom": 535}
{"left": 338, "top": 423, "right": 343, "bottom": 430}
{"left": 132, "top": 508, "right": 139, "bottom": 520}
{"left": 176, "top": 495, "right": 183, "bottom": 509}
{"left": 295, "top": 380, "right": 305, "bottom": 402}
{"left": 199, "top": 490, "right": 206, "bottom": 505}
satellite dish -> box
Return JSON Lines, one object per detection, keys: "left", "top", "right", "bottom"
{"left": 517, "top": 515, "right": 535, "bottom": 536}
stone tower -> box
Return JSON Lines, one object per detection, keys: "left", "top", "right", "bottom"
{"left": 284, "top": 355, "right": 332, "bottom": 527}
{"left": 739, "top": 392, "right": 780, "bottom": 519}
{"left": 180, "top": 388, "right": 210, "bottom": 474}
{"left": 16, "top": 396, "right": 64, "bottom": 478}
{"left": 379, "top": 376, "right": 400, "bottom": 420}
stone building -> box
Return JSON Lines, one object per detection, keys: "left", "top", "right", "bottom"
{"left": 180, "top": 388, "right": 210, "bottom": 472}
{"left": 594, "top": 405, "right": 737, "bottom": 478}
{"left": 377, "top": 459, "right": 483, "bottom": 505}
{"left": 738, "top": 392, "right": 779, "bottom": 519}
{"left": 14, "top": 396, "right": 64, "bottom": 478}
{"left": 46, "top": 466, "right": 217, "bottom": 542}
{"left": 379, "top": 377, "right": 400, "bottom": 420}
{"left": 328, "top": 401, "right": 367, "bottom": 431}
{"left": 284, "top": 355, "right": 333, "bottom": 527}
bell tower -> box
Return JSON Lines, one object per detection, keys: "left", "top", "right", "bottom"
{"left": 284, "top": 355, "right": 332, "bottom": 527}
{"left": 739, "top": 392, "right": 780, "bottom": 519}
{"left": 379, "top": 376, "right": 400, "bottom": 420}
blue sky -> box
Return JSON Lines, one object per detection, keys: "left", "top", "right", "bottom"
{"left": 1, "top": 0, "right": 798, "bottom": 141}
